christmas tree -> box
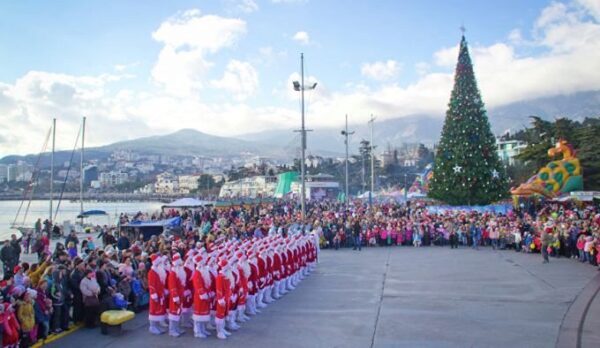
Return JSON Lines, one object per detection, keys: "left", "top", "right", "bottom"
{"left": 428, "top": 34, "right": 509, "bottom": 205}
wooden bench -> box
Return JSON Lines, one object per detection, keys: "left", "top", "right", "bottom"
{"left": 100, "top": 310, "right": 135, "bottom": 335}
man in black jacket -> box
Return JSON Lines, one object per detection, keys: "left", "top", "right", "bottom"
{"left": 0, "top": 240, "right": 16, "bottom": 278}
{"left": 10, "top": 234, "right": 21, "bottom": 264}
{"left": 69, "top": 258, "right": 86, "bottom": 323}
{"left": 352, "top": 219, "right": 362, "bottom": 251}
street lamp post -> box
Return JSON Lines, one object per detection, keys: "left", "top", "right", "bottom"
{"left": 404, "top": 173, "right": 408, "bottom": 202}
{"left": 293, "top": 53, "right": 317, "bottom": 223}
{"left": 368, "top": 115, "right": 376, "bottom": 208}
{"left": 341, "top": 114, "right": 354, "bottom": 208}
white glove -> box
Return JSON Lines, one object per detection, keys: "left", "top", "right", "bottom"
{"left": 151, "top": 293, "right": 158, "bottom": 301}
{"left": 184, "top": 290, "right": 191, "bottom": 297}
{"left": 164, "top": 289, "right": 170, "bottom": 296}
{"left": 218, "top": 299, "right": 225, "bottom": 306}
{"left": 200, "top": 294, "right": 209, "bottom": 300}
{"left": 248, "top": 283, "right": 253, "bottom": 290}
{"left": 232, "top": 295, "right": 238, "bottom": 302}
{"left": 260, "top": 277, "right": 265, "bottom": 283}
{"left": 173, "top": 296, "right": 180, "bottom": 303}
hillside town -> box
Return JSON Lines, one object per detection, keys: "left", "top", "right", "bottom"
{"left": 0, "top": 136, "right": 527, "bottom": 200}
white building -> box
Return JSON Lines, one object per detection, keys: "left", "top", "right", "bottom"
{"left": 155, "top": 172, "right": 179, "bottom": 194}
{"left": 7, "top": 163, "right": 33, "bottom": 182}
{"left": 219, "top": 176, "right": 278, "bottom": 198}
{"left": 179, "top": 174, "right": 201, "bottom": 193}
{"left": 496, "top": 138, "right": 527, "bottom": 165}
{"left": 291, "top": 173, "right": 340, "bottom": 200}
{"left": 0, "top": 164, "right": 7, "bottom": 182}
{"left": 99, "top": 171, "right": 129, "bottom": 187}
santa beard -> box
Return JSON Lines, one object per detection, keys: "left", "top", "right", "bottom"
{"left": 153, "top": 265, "right": 166, "bottom": 284}
{"left": 173, "top": 265, "right": 186, "bottom": 285}
{"left": 199, "top": 267, "right": 211, "bottom": 288}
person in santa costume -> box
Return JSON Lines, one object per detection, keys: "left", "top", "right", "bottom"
{"left": 207, "top": 256, "right": 219, "bottom": 331}
{"left": 191, "top": 254, "right": 211, "bottom": 338}
{"left": 236, "top": 251, "right": 251, "bottom": 322}
{"left": 167, "top": 253, "right": 186, "bottom": 337}
{"left": 245, "top": 250, "right": 260, "bottom": 316}
{"left": 226, "top": 255, "right": 241, "bottom": 332}
{"left": 181, "top": 250, "right": 196, "bottom": 329}
{"left": 286, "top": 240, "right": 297, "bottom": 291}
{"left": 256, "top": 247, "right": 268, "bottom": 308}
{"left": 215, "top": 258, "right": 232, "bottom": 339}
{"left": 148, "top": 254, "right": 167, "bottom": 335}
{"left": 271, "top": 244, "right": 282, "bottom": 300}
{"left": 278, "top": 242, "right": 289, "bottom": 296}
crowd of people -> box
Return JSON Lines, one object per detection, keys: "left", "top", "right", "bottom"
{"left": 315, "top": 201, "right": 600, "bottom": 268}
{"left": 0, "top": 198, "right": 598, "bottom": 346}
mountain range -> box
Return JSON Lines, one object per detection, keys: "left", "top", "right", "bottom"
{"left": 2, "top": 90, "right": 599, "bottom": 165}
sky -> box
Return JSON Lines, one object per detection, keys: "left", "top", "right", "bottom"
{"left": 1, "top": 0, "right": 599, "bottom": 156}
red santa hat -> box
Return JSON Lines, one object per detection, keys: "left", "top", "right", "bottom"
{"left": 172, "top": 253, "right": 182, "bottom": 264}
{"left": 219, "top": 259, "right": 228, "bottom": 268}
{"left": 194, "top": 254, "right": 203, "bottom": 265}
{"left": 150, "top": 254, "right": 161, "bottom": 265}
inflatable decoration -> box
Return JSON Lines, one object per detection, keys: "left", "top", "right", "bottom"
{"left": 510, "top": 139, "right": 583, "bottom": 198}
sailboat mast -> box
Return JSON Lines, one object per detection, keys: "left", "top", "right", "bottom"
{"left": 80, "top": 116, "right": 86, "bottom": 219}
{"left": 50, "top": 118, "right": 56, "bottom": 223}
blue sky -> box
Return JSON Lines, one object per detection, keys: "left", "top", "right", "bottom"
{"left": 1, "top": 0, "right": 599, "bottom": 155}
{"left": 0, "top": 1, "right": 545, "bottom": 91}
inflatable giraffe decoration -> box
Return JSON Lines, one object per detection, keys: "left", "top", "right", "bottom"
{"left": 510, "top": 139, "right": 583, "bottom": 198}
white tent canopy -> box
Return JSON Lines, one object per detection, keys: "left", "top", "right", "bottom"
{"left": 162, "top": 198, "right": 214, "bottom": 209}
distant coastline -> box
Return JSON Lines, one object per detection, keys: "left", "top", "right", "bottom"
{"left": 0, "top": 192, "right": 184, "bottom": 203}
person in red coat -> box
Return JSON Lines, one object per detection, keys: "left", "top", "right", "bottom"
{"left": 279, "top": 244, "right": 289, "bottom": 296}
{"left": 272, "top": 246, "right": 282, "bottom": 299}
{"left": 2, "top": 303, "right": 20, "bottom": 348}
{"left": 265, "top": 247, "right": 274, "bottom": 302}
{"left": 181, "top": 251, "right": 195, "bottom": 329}
{"left": 215, "top": 259, "right": 232, "bottom": 339}
{"left": 286, "top": 241, "right": 297, "bottom": 291}
{"left": 236, "top": 251, "right": 251, "bottom": 322}
{"left": 167, "top": 253, "right": 186, "bottom": 337}
{"left": 191, "top": 254, "right": 211, "bottom": 338}
{"left": 148, "top": 254, "right": 167, "bottom": 335}
{"left": 246, "top": 251, "right": 260, "bottom": 315}
{"left": 226, "top": 257, "right": 241, "bottom": 332}
{"left": 256, "top": 249, "right": 268, "bottom": 308}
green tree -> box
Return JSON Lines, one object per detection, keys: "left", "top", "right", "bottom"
{"left": 429, "top": 35, "right": 509, "bottom": 205}
{"left": 575, "top": 121, "right": 600, "bottom": 190}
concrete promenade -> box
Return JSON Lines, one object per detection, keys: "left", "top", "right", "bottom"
{"left": 47, "top": 246, "right": 599, "bottom": 348}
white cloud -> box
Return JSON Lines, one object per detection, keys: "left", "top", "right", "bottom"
{"left": 223, "top": 0, "right": 259, "bottom": 13}
{"left": 361, "top": 60, "right": 401, "bottom": 81}
{"left": 151, "top": 9, "right": 246, "bottom": 96}
{"left": 292, "top": 31, "right": 310, "bottom": 45}
{"left": 211, "top": 60, "right": 259, "bottom": 101}
{"left": 4, "top": 1, "right": 600, "bottom": 156}
{"left": 271, "top": 0, "right": 308, "bottom": 3}
{"left": 577, "top": 0, "right": 600, "bottom": 19}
